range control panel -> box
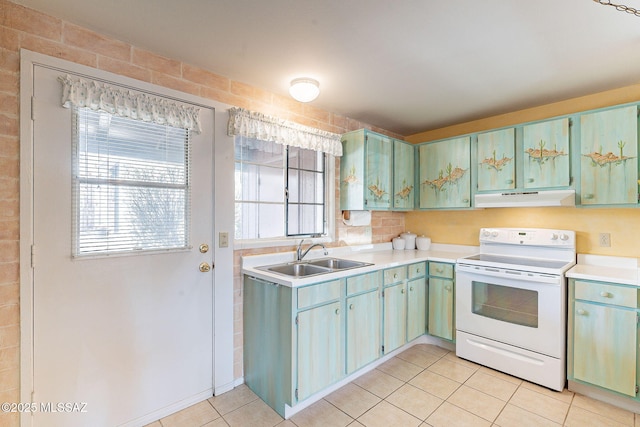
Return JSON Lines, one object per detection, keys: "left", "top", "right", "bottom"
{"left": 479, "top": 228, "right": 575, "bottom": 247}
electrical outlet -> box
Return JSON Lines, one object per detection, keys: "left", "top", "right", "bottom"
{"left": 599, "top": 233, "right": 611, "bottom": 247}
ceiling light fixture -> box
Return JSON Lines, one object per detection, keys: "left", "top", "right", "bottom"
{"left": 289, "top": 78, "right": 320, "bottom": 103}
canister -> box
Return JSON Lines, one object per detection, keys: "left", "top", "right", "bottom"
{"left": 400, "top": 231, "right": 417, "bottom": 250}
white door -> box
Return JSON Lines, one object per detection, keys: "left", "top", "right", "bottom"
{"left": 30, "top": 65, "right": 214, "bottom": 426}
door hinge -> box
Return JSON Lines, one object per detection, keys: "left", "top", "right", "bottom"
{"left": 381, "top": 345, "right": 384, "bottom": 353}
{"left": 31, "top": 96, "right": 36, "bottom": 121}
{"left": 31, "top": 244, "right": 36, "bottom": 268}
{"left": 636, "top": 385, "right": 639, "bottom": 394}
{"left": 295, "top": 315, "right": 299, "bottom": 325}
{"left": 295, "top": 388, "right": 298, "bottom": 400}
{"left": 381, "top": 290, "right": 384, "bottom": 297}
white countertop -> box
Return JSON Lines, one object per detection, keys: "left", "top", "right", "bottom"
{"left": 566, "top": 254, "right": 640, "bottom": 286}
{"left": 242, "top": 243, "right": 478, "bottom": 287}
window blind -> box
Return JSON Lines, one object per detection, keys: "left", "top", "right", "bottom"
{"left": 72, "top": 107, "right": 191, "bottom": 256}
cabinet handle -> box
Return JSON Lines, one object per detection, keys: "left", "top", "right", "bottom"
{"left": 349, "top": 304, "right": 354, "bottom": 310}
{"left": 409, "top": 286, "right": 414, "bottom": 291}
{"left": 577, "top": 309, "right": 587, "bottom": 316}
{"left": 526, "top": 178, "right": 534, "bottom": 183}
{"left": 444, "top": 285, "right": 452, "bottom": 291}
{"left": 583, "top": 194, "right": 594, "bottom": 200}
{"left": 462, "top": 198, "right": 469, "bottom": 203}
{"left": 507, "top": 179, "right": 515, "bottom": 184}
{"left": 600, "top": 291, "right": 611, "bottom": 298}
{"left": 393, "top": 273, "right": 398, "bottom": 279}
{"left": 401, "top": 288, "right": 405, "bottom": 294}
{"left": 335, "top": 308, "right": 340, "bottom": 315}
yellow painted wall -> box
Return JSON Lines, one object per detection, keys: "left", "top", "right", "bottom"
{"left": 405, "top": 84, "right": 640, "bottom": 258}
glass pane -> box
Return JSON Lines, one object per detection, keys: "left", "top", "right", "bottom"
{"left": 234, "top": 136, "right": 284, "bottom": 166}
{"left": 287, "top": 204, "right": 323, "bottom": 236}
{"left": 472, "top": 281, "right": 538, "bottom": 328}
{"left": 289, "top": 146, "right": 323, "bottom": 171}
{"left": 288, "top": 170, "right": 323, "bottom": 204}
{"left": 235, "top": 202, "right": 284, "bottom": 239}
{"left": 235, "top": 162, "right": 283, "bottom": 203}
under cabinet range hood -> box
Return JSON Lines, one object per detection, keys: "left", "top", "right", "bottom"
{"left": 474, "top": 189, "right": 575, "bottom": 208}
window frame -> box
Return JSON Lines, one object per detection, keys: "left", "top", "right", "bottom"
{"left": 233, "top": 136, "right": 335, "bottom": 248}
{"left": 71, "top": 106, "right": 192, "bottom": 258}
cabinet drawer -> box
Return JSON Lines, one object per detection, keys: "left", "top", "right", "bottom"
{"left": 346, "top": 272, "right": 379, "bottom": 296}
{"left": 574, "top": 280, "right": 638, "bottom": 309}
{"left": 298, "top": 280, "right": 341, "bottom": 309}
{"left": 408, "top": 262, "right": 426, "bottom": 279}
{"left": 429, "top": 262, "right": 454, "bottom": 279}
{"left": 384, "top": 267, "right": 406, "bottom": 285}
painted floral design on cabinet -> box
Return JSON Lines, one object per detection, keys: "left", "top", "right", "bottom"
{"left": 419, "top": 136, "right": 471, "bottom": 209}
{"left": 523, "top": 118, "right": 570, "bottom": 188}
{"left": 393, "top": 140, "right": 415, "bottom": 209}
{"left": 580, "top": 105, "right": 638, "bottom": 205}
{"left": 476, "top": 128, "right": 515, "bottom": 191}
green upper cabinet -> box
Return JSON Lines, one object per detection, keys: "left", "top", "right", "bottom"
{"left": 522, "top": 118, "right": 570, "bottom": 189}
{"left": 580, "top": 105, "right": 638, "bottom": 205}
{"left": 393, "top": 140, "right": 415, "bottom": 210}
{"left": 418, "top": 137, "right": 471, "bottom": 209}
{"left": 341, "top": 129, "right": 415, "bottom": 211}
{"left": 340, "top": 131, "right": 366, "bottom": 210}
{"left": 365, "top": 133, "right": 393, "bottom": 209}
{"left": 340, "top": 130, "right": 393, "bottom": 210}
{"left": 477, "top": 128, "right": 515, "bottom": 192}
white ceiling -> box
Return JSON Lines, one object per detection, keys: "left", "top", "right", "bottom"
{"left": 14, "top": 0, "right": 640, "bottom": 135}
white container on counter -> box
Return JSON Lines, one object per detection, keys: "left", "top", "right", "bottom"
{"left": 400, "top": 231, "right": 417, "bottom": 250}
{"left": 416, "top": 236, "right": 431, "bottom": 251}
{"left": 392, "top": 237, "right": 406, "bottom": 250}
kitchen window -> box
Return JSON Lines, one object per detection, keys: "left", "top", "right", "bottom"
{"left": 234, "top": 135, "right": 326, "bottom": 240}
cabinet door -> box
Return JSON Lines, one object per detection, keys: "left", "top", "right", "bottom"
{"left": 383, "top": 283, "right": 406, "bottom": 353}
{"left": 428, "top": 278, "right": 454, "bottom": 340}
{"left": 340, "top": 132, "right": 365, "bottom": 210}
{"left": 406, "top": 277, "right": 427, "bottom": 341}
{"left": 572, "top": 301, "right": 637, "bottom": 396}
{"left": 477, "top": 128, "right": 515, "bottom": 191}
{"left": 523, "top": 118, "right": 570, "bottom": 188}
{"left": 393, "top": 140, "right": 415, "bottom": 209}
{"left": 580, "top": 106, "right": 638, "bottom": 205}
{"left": 346, "top": 291, "right": 380, "bottom": 373}
{"left": 419, "top": 137, "right": 471, "bottom": 209}
{"left": 297, "top": 302, "right": 343, "bottom": 401}
{"left": 365, "top": 133, "right": 392, "bottom": 209}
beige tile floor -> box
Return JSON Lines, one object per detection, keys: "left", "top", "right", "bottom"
{"left": 145, "top": 344, "right": 640, "bottom": 427}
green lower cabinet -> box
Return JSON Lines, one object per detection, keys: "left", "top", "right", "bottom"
{"left": 406, "top": 277, "right": 427, "bottom": 341}
{"left": 383, "top": 282, "right": 407, "bottom": 354}
{"left": 346, "top": 290, "right": 380, "bottom": 373}
{"left": 297, "top": 301, "right": 344, "bottom": 401}
{"left": 428, "top": 277, "right": 454, "bottom": 341}
{"left": 569, "top": 279, "right": 639, "bottom": 398}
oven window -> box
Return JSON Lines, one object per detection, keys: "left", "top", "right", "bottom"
{"left": 472, "top": 281, "right": 538, "bottom": 328}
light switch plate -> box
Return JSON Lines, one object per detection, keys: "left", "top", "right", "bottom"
{"left": 219, "top": 232, "right": 229, "bottom": 248}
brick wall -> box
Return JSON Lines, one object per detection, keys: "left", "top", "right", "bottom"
{"left": 0, "top": 1, "right": 405, "bottom": 423}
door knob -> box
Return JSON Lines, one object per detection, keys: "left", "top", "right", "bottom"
{"left": 199, "top": 262, "right": 211, "bottom": 272}
{"left": 199, "top": 244, "right": 209, "bottom": 253}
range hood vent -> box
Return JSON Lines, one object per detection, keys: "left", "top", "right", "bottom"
{"left": 474, "top": 189, "right": 575, "bottom": 208}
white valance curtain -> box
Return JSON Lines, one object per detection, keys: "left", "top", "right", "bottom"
{"left": 227, "top": 107, "right": 342, "bottom": 156}
{"left": 58, "top": 75, "right": 202, "bottom": 133}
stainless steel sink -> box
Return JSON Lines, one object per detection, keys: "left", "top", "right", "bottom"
{"left": 264, "top": 263, "right": 330, "bottom": 277}
{"left": 258, "top": 257, "right": 371, "bottom": 278}
{"left": 307, "top": 258, "right": 369, "bottom": 270}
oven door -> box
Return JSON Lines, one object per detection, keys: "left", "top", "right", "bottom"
{"left": 455, "top": 264, "right": 566, "bottom": 358}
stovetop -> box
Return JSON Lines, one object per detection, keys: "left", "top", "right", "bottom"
{"left": 457, "top": 227, "right": 577, "bottom": 275}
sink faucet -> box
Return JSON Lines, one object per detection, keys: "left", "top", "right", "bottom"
{"left": 296, "top": 239, "right": 328, "bottom": 261}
